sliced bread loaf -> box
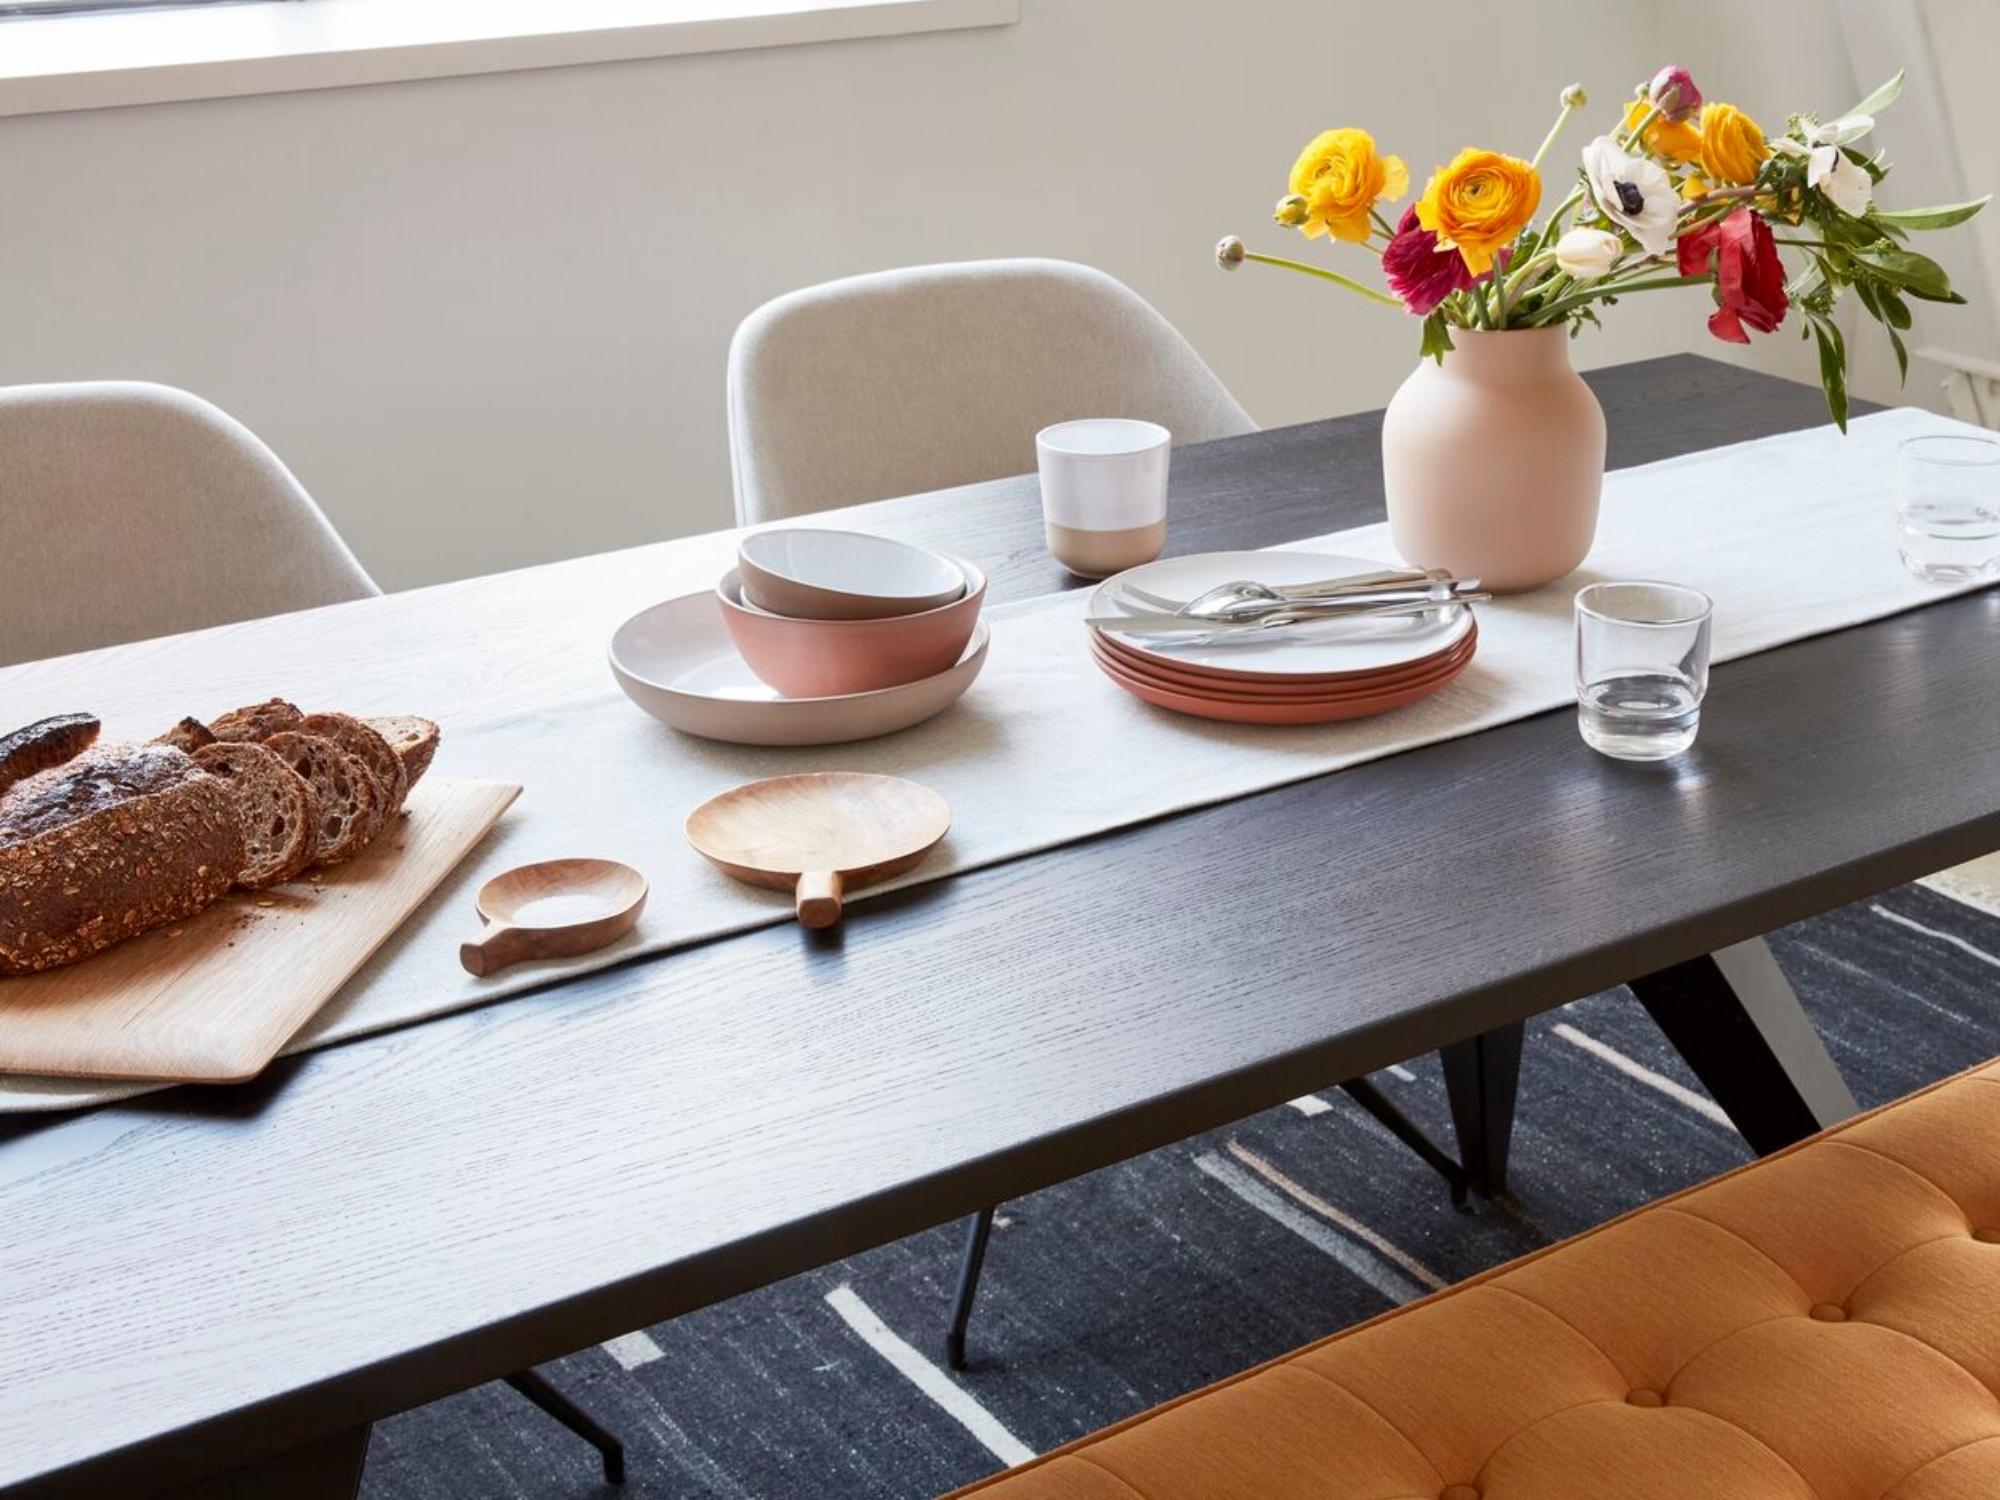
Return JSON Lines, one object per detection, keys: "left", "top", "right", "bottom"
{"left": 0, "top": 743, "right": 243, "bottom": 975}
{"left": 365, "top": 715, "right": 440, "bottom": 791}
{"left": 0, "top": 714, "right": 102, "bottom": 799}
{"left": 299, "top": 712, "right": 408, "bottom": 815}
{"left": 261, "top": 732, "right": 380, "bottom": 866}
{"left": 155, "top": 717, "right": 217, "bottom": 754}
{"left": 193, "top": 742, "right": 320, "bottom": 888}
{"left": 209, "top": 698, "right": 304, "bottom": 743}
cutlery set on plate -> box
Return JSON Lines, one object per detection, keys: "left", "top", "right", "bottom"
{"left": 1085, "top": 552, "right": 1482, "bottom": 725}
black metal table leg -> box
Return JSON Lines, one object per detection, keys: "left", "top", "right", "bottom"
{"left": 1339, "top": 1076, "right": 1470, "bottom": 1205}
{"left": 1439, "top": 1021, "right": 1524, "bottom": 1199}
{"left": 1629, "top": 935, "right": 1857, "bottom": 1155}
{"left": 506, "top": 1368, "right": 626, "bottom": 1484}
{"left": 945, "top": 1205, "right": 995, "bottom": 1370}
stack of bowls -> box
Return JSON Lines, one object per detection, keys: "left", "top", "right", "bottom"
{"left": 720, "top": 529, "right": 986, "bottom": 697}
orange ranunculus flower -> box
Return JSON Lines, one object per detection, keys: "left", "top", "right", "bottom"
{"left": 1286, "top": 128, "right": 1408, "bottom": 243}
{"left": 1698, "top": 102, "right": 1770, "bottom": 186}
{"left": 1622, "top": 99, "right": 1703, "bottom": 164}
{"left": 1415, "top": 148, "right": 1542, "bottom": 276}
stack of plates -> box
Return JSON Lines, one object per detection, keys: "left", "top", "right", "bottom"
{"left": 1088, "top": 551, "right": 1477, "bottom": 726}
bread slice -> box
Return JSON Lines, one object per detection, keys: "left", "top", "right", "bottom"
{"left": 366, "top": 715, "right": 440, "bottom": 791}
{"left": 193, "top": 742, "right": 320, "bottom": 888}
{"left": 209, "top": 698, "right": 304, "bottom": 743}
{"left": 300, "top": 712, "right": 408, "bottom": 815}
{"left": 0, "top": 714, "right": 101, "bottom": 799}
{"left": 0, "top": 743, "right": 242, "bottom": 975}
{"left": 262, "top": 732, "right": 381, "bottom": 867}
{"left": 154, "top": 716, "right": 217, "bottom": 754}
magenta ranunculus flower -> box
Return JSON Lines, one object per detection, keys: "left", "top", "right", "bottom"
{"left": 1648, "top": 65, "right": 1702, "bottom": 124}
{"left": 1381, "top": 206, "right": 1506, "bottom": 316}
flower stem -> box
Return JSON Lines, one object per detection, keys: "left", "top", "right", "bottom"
{"left": 1619, "top": 101, "right": 1662, "bottom": 152}
{"left": 1238, "top": 249, "right": 1405, "bottom": 308}
{"left": 1523, "top": 271, "right": 1712, "bottom": 325}
{"left": 1529, "top": 99, "right": 1581, "bottom": 174}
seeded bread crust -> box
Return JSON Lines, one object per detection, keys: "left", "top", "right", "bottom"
{"left": 209, "top": 698, "right": 304, "bottom": 743}
{"left": 299, "top": 712, "right": 408, "bottom": 817}
{"left": 193, "top": 742, "right": 320, "bottom": 888}
{"left": 262, "top": 732, "right": 380, "bottom": 866}
{"left": 154, "top": 717, "right": 217, "bottom": 754}
{"left": 0, "top": 744, "right": 243, "bottom": 976}
{"left": 0, "top": 714, "right": 101, "bottom": 799}
{"left": 365, "top": 715, "right": 440, "bottom": 791}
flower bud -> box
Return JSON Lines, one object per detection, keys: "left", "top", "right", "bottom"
{"left": 1555, "top": 226, "right": 1623, "bottom": 282}
{"left": 1216, "top": 235, "right": 1247, "bottom": 270}
{"left": 1648, "top": 65, "right": 1703, "bottom": 124}
{"left": 1273, "top": 194, "right": 1310, "bottom": 228}
{"left": 1560, "top": 83, "right": 1588, "bottom": 110}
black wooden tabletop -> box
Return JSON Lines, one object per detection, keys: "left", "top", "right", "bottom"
{"left": 4, "top": 355, "right": 1997, "bottom": 1497}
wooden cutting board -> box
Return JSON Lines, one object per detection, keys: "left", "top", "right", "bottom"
{"left": 0, "top": 777, "right": 520, "bottom": 1083}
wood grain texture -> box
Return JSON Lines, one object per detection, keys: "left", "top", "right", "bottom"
{"left": 0, "top": 780, "right": 518, "bottom": 1081}
{"left": 459, "top": 858, "right": 647, "bottom": 978}
{"left": 11, "top": 357, "right": 1997, "bottom": 1500}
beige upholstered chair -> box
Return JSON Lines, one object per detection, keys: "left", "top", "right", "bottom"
{"left": 727, "top": 258, "right": 1257, "bottom": 524}
{"left": 0, "top": 382, "right": 378, "bottom": 666}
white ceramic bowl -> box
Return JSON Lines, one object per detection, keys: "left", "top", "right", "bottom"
{"left": 737, "top": 528, "right": 965, "bottom": 620}
{"left": 609, "top": 592, "right": 988, "bottom": 746}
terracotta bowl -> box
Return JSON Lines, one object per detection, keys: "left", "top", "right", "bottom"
{"left": 717, "top": 559, "right": 986, "bottom": 696}
{"left": 738, "top": 528, "right": 965, "bottom": 620}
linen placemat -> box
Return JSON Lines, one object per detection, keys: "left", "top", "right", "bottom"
{"left": 4, "top": 407, "right": 1991, "bottom": 1112}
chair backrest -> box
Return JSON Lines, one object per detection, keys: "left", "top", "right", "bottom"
{"left": 727, "top": 259, "right": 1257, "bottom": 525}
{"left": 0, "top": 382, "right": 378, "bottom": 666}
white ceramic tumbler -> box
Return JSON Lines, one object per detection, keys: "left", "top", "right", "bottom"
{"left": 1036, "top": 418, "right": 1170, "bottom": 578}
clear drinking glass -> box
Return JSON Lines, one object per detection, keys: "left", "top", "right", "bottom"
{"left": 1899, "top": 434, "right": 2000, "bottom": 582}
{"left": 1574, "top": 581, "right": 1714, "bottom": 761}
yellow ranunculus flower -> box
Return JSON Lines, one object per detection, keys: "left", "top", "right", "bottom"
{"left": 1622, "top": 100, "right": 1702, "bottom": 164}
{"left": 1679, "top": 171, "right": 1709, "bottom": 202}
{"left": 1415, "top": 148, "right": 1542, "bottom": 276}
{"left": 1698, "top": 102, "right": 1769, "bottom": 186}
{"left": 1287, "top": 128, "right": 1408, "bottom": 243}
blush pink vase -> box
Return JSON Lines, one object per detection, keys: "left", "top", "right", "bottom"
{"left": 1380, "top": 325, "right": 1606, "bottom": 593}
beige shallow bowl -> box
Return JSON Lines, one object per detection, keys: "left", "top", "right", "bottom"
{"left": 609, "top": 592, "right": 988, "bottom": 746}
{"left": 718, "top": 559, "right": 986, "bottom": 696}
{"left": 738, "top": 528, "right": 965, "bottom": 619}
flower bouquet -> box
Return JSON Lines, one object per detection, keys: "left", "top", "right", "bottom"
{"left": 1216, "top": 68, "right": 1989, "bottom": 589}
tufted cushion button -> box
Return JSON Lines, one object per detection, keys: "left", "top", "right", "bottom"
{"left": 1809, "top": 1302, "right": 1848, "bottom": 1322}
{"left": 1625, "top": 1388, "right": 1664, "bottom": 1407}
{"left": 1974, "top": 1228, "right": 2000, "bottom": 1244}
{"left": 1440, "top": 1488, "right": 1481, "bottom": 1500}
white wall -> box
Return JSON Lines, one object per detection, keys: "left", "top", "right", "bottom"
{"left": 0, "top": 0, "right": 1983, "bottom": 589}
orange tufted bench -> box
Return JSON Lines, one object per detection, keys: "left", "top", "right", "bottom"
{"left": 949, "top": 1058, "right": 2000, "bottom": 1500}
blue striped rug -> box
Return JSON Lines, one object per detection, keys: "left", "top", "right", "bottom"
{"left": 362, "top": 875, "right": 2000, "bottom": 1498}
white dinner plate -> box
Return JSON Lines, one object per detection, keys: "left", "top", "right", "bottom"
{"left": 610, "top": 592, "right": 988, "bottom": 746}
{"left": 1090, "top": 551, "right": 1474, "bottom": 679}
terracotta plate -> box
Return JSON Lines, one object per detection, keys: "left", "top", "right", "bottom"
{"left": 1093, "top": 620, "right": 1478, "bottom": 699}
{"left": 1091, "top": 550, "right": 1474, "bottom": 682}
{"left": 1091, "top": 636, "right": 1473, "bottom": 724}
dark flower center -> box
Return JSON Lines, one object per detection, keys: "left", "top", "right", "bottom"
{"left": 1615, "top": 180, "right": 1646, "bottom": 216}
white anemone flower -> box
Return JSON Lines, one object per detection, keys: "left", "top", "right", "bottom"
{"left": 1775, "top": 115, "right": 1875, "bottom": 217}
{"left": 1580, "top": 136, "right": 1678, "bottom": 256}
{"left": 1555, "top": 227, "right": 1623, "bottom": 281}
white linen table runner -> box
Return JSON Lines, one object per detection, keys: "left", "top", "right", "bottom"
{"left": 3, "top": 408, "right": 1993, "bottom": 1112}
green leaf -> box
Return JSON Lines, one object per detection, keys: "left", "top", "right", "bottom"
{"left": 1809, "top": 315, "right": 1849, "bottom": 431}
{"left": 1419, "top": 310, "right": 1455, "bottom": 365}
{"left": 1871, "top": 195, "right": 1991, "bottom": 231}
{"left": 1854, "top": 278, "right": 1884, "bottom": 322}
{"left": 1854, "top": 244, "right": 1954, "bottom": 298}
{"left": 1877, "top": 285, "right": 1913, "bottom": 330}
{"left": 1846, "top": 70, "right": 1905, "bottom": 121}
{"left": 1887, "top": 324, "right": 1909, "bottom": 385}
{"left": 1905, "top": 285, "right": 1969, "bottom": 305}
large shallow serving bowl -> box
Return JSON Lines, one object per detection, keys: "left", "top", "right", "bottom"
{"left": 718, "top": 559, "right": 986, "bottom": 696}
{"left": 610, "top": 593, "right": 988, "bottom": 746}
{"left": 738, "top": 528, "right": 965, "bottom": 620}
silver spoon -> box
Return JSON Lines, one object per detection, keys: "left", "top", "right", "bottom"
{"left": 1136, "top": 568, "right": 1466, "bottom": 620}
{"left": 1175, "top": 578, "right": 1481, "bottom": 625}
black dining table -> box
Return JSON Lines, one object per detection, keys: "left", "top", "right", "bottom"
{"left": 3, "top": 353, "right": 1998, "bottom": 1498}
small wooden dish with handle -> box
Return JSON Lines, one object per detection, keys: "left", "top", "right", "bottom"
{"left": 685, "top": 772, "right": 950, "bottom": 929}
{"left": 460, "top": 858, "right": 649, "bottom": 977}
